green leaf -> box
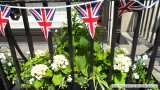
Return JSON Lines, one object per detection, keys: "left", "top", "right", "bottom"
{"left": 94, "top": 42, "right": 101, "bottom": 52}
{"left": 52, "top": 73, "right": 63, "bottom": 86}
{"left": 34, "top": 79, "right": 44, "bottom": 89}
{"left": 79, "top": 36, "right": 89, "bottom": 48}
{"left": 45, "top": 69, "right": 52, "bottom": 77}
{"left": 61, "top": 65, "right": 72, "bottom": 74}
{"left": 25, "top": 61, "right": 32, "bottom": 66}
{"left": 97, "top": 53, "right": 104, "bottom": 60}
{"left": 75, "top": 55, "right": 86, "bottom": 71}
{"left": 48, "top": 85, "right": 55, "bottom": 90}
{"left": 113, "top": 72, "right": 127, "bottom": 84}
{"left": 82, "top": 66, "right": 88, "bottom": 77}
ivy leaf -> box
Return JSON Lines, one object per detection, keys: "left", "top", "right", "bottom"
{"left": 34, "top": 79, "right": 44, "bottom": 89}
{"left": 52, "top": 73, "right": 63, "bottom": 86}
{"left": 61, "top": 65, "right": 72, "bottom": 74}
{"left": 94, "top": 42, "right": 101, "bottom": 52}
{"left": 75, "top": 55, "right": 86, "bottom": 71}
{"left": 45, "top": 69, "right": 52, "bottom": 77}
{"left": 79, "top": 36, "right": 89, "bottom": 48}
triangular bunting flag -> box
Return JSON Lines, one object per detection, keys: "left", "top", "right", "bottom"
{"left": 29, "top": 8, "right": 56, "bottom": 40}
{"left": 118, "top": 0, "right": 146, "bottom": 18}
{"left": 0, "top": 6, "right": 11, "bottom": 36}
{"left": 75, "top": 1, "right": 103, "bottom": 38}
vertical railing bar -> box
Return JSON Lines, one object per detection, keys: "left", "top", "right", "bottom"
{"left": 146, "top": 22, "right": 160, "bottom": 82}
{"left": 107, "top": 1, "right": 112, "bottom": 44}
{"left": 0, "top": 62, "right": 9, "bottom": 90}
{"left": 89, "top": 37, "right": 94, "bottom": 90}
{"left": 146, "top": 3, "right": 156, "bottom": 41}
{"left": 20, "top": 3, "right": 35, "bottom": 59}
{"left": 150, "top": 2, "right": 160, "bottom": 43}
{"left": 139, "top": 0, "right": 147, "bottom": 35}
{"left": 143, "top": 0, "right": 152, "bottom": 38}
{"left": 104, "top": 0, "right": 109, "bottom": 44}
{"left": 108, "top": 1, "right": 118, "bottom": 85}
{"left": 127, "top": 11, "right": 143, "bottom": 84}
{"left": 5, "top": 22, "right": 24, "bottom": 89}
{"left": 42, "top": 2, "right": 54, "bottom": 63}
{"left": 66, "top": 2, "right": 74, "bottom": 90}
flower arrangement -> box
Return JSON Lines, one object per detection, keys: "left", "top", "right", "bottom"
{"left": 20, "top": 50, "right": 72, "bottom": 90}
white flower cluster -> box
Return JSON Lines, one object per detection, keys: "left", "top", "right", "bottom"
{"left": 133, "top": 73, "right": 139, "bottom": 79}
{"left": 51, "top": 55, "right": 69, "bottom": 70}
{"left": 113, "top": 54, "right": 132, "bottom": 72}
{"left": 0, "top": 53, "right": 12, "bottom": 66}
{"left": 132, "top": 64, "right": 136, "bottom": 71}
{"left": 35, "top": 50, "right": 46, "bottom": 58}
{"left": 31, "top": 64, "right": 48, "bottom": 80}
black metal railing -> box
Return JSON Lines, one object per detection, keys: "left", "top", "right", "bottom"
{"left": 0, "top": 0, "right": 159, "bottom": 90}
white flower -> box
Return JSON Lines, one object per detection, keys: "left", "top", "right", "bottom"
{"left": 133, "top": 73, "right": 139, "bottom": 79}
{"left": 7, "top": 62, "right": 12, "bottom": 66}
{"left": 31, "top": 64, "right": 48, "bottom": 80}
{"left": 0, "top": 53, "right": 6, "bottom": 59}
{"left": 35, "top": 50, "right": 46, "bottom": 58}
{"left": 26, "top": 51, "right": 30, "bottom": 55}
{"left": 48, "top": 60, "right": 51, "bottom": 63}
{"left": 113, "top": 54, "right": 132, "bottom": 72}
{"left": 51, "top": 63, "right": 57, "bottom": 70}
{"left": 62, "top": 65, "right": 66, "bottom": 69}
{"left": 51, "top": 55, "right": 69, "bottom": 69}
{"left": 142, "top": 54, "right": 148, "bottom": 60}
{"left": 7, "top": 53, "right": 11, "bottom": 57}
{"left": 132, "top": 64, "right": 136, "bottom": 70}
{"left": 55, "top": 29, "right": 58, "bottom": 33}
{"left": 12, "top": 81, "right": 14, "bottom": 84}
{"left": 29, "top": 78, "right": 35, "bottom": 84}
{"left": 134, "top": 56, "right": 137, "bottom": 61}
{"left": 137, "top": 56, "right": 141, "bottom": 60}
{"left": 67, "top": 75, "right": 72, "bottom": 82}
{"left": 1, "top": 59, "right": 7, "bottom": 64}
{"left": 143, "top": 62, "right": 146, "bottom": 66}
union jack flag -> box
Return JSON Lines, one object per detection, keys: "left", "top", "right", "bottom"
{"left": 75, "top": 1, "right": 103, "bottom": 38}
{"left": 29, "top": 8, "right": 56, "bottom": 40}
{"left": 118, "top": 0, "right": 145, "bottom": 18}
{"left": 0, "top": 6, "right": 11, "bottom": 36}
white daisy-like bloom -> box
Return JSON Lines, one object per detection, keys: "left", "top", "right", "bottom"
{"left": 134, "top": 56, "right": 137, "bottom": 61}
{"left": 51, "top": 55, "right": 69, "bottom": 70}
{"left": 142, "top": 54, "right": 148, "bottom": 60}
{"left": 7, "top": 62, "right": 12, "bottom": 66}
{"left": 133, "top": 73, "right": 139, "bottom": 79}
{"left": 132, "top": 64, "right": 136, "bottom": 70}
{"left": 67, "top": 75, "right": 72, "bottom": 82}
{"left": 31, "top": 64, "right": 48, "bottom": 80}
{"left": 35, "top": 50, "right": 46, "bottom": 58}
{"left": 29, "top": 78, "right": 35, "bottom": 84}
{"left": 26, "top": 51, "right": 30, "bottom": 55}
{"left": 113, "top": 54, "right": 132, "bottom": 72}
{"left": 0, "top": 53, "right": 6, "bottom": 59}
{"left": 1, "top": 59, "right": 7, "bottom": 64}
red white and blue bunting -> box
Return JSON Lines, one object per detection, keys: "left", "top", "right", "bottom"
{"left": 0, "top": 0, "right": 159, "bottom": 39}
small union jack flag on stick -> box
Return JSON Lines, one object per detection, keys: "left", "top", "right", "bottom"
{"left": 0, "top": 6, "right": 11, "bottom": 36}
{"left": 75, "top": 1, "right": 103, "bottom": 38}
{"left": 29, "top": 8, "right": 56, "bottom": 40}
{"left": 118, "top": 0, "right": 145, "bottom": 18}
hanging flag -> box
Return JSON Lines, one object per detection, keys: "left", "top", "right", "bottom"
{"left": 0, "top": 6, "right": 11, "bottom": 36}
{"left": 75, "top": 1, "right": 103, "bottom": 38}
{"left": 118, "top": 0, "right": 145, "bottom": 18}
{"left": 29, "top": 8, "right": 56, "bottom": 40}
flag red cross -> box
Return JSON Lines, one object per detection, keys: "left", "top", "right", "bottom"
{"left": 118, "top": 0, "right": 144, "bottom": 18}
{"left": 0, "top": 7, "right": 9, "bottom": 36}
{"left": 83, "top": 4, "right": 98, "bottom": 38}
